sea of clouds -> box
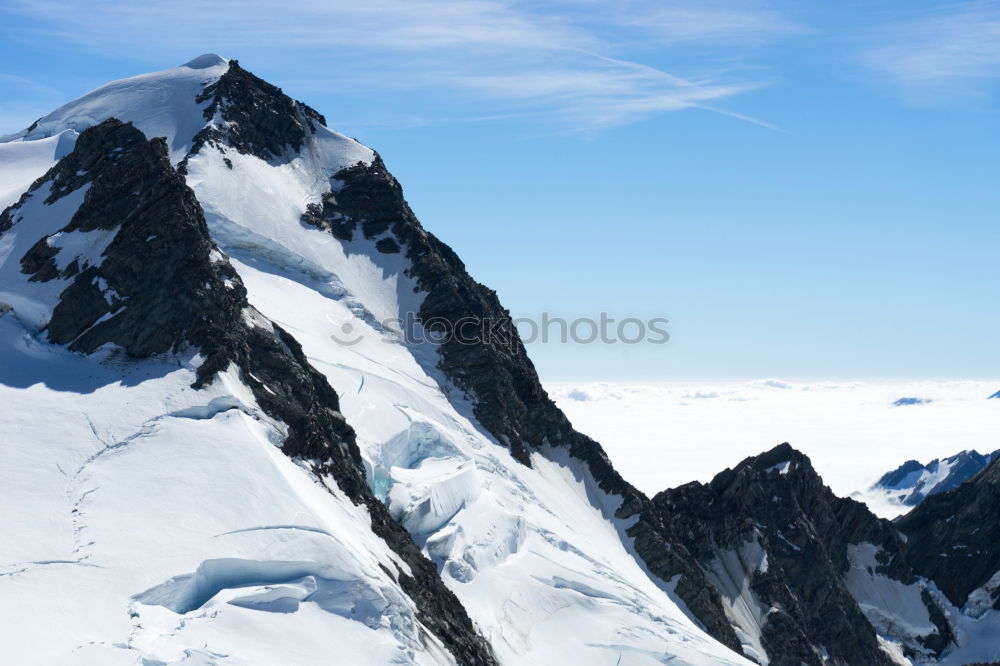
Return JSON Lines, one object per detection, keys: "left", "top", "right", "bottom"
{"left": 547, "top": 379, "right": 1000, "bottom": 517}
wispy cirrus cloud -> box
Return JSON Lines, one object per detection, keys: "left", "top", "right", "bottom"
{"left": 861, "top": 0, "right": 1000, "bottom": 101}
{"left": 420, "top": 51, "right": 772, "bottom": 130}
{"left": 2, "top": 0, "right": 800, "bottom": 129}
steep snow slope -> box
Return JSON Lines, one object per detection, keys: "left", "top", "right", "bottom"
{"left": 0, "top": 56, "right": 750, "bottom": 665}
{"left": 225, "top": 254, "right": 747, "bottom": 665}
{"left": 0, "top": 130, "right": 77, "bottom": 209}
{"left": 843, "top": 540, "right": 1000, "bottom": 666}
{"left": 0, "top": 335, "right": 450, "bottom": 665}
{"left": 5, "top": 54, "right": 229, "bottom": 162}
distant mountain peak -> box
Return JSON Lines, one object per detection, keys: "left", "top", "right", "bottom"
{"left": 893, "top": 396, "right": 931, "bottom": 406}
{"left": 870, "top": 448, "right": 1000, "bottom": 508}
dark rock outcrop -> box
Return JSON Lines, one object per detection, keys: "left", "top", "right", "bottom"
{"left": 306, "top": 155, "right": 646, "bottom": 494}
{"left": 897, "top": 456, "right": 1000, "bottom": 608}
{"left": 879, "top": 460, "right": 925, "bottom": 490}
{"left": 634, "top": 442, "right": 1000, "bottom": 665}
{"left": 0, "top": 119, "right": 497, "bottom": 666}
{"left": 644, "top": 444, "right": 909, "bottom": 666}
{"left": 178, "top": 59, "right": 326, "bottom": 172}
{"left": 308, "top": 154, "right": 555, "bottom": 465}
{"left": 627, "top": 504, "right": 746, "bottom": 654}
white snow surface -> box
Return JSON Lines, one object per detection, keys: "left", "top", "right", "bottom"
{"left": 0, "top": 181, "right": 94, "bottom": 330}
{"left": 0, "top": 317, "right": 453, "bottom": 665}
{"left": 844, "top": 542, "right": 936, "bottom": 654}
{"left": 0, "top": 130, "right": 77, "bottom": 209}
{"left": 0, "top": 130, "right": 446, "bottom": 660}
{"left": 0, "top": 57, "right": 752, "bottom": 665}
{"left": 702, "top": 539, "right": 771, "bottom": 665}
{"left": 948, "top": 571, "right": 1000, "bottom": 665}
{"left": 2, "top": 55, "right": 227, "bottom": 163}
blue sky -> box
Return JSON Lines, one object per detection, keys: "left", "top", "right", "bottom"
{"left": 1, "top": 0, "right": 998, "bottom": 380}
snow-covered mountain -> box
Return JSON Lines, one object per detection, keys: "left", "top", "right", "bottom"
{"left": 2, "top": 55, "right": 999, "bottom": 666}
{"left": 867, "top": 450, "right": 1000, "bottom": 511}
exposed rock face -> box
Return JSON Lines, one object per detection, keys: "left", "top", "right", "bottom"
{"left": 630, "top": 443, "right": 1000, "bottom": 665}
{"left": 0, "top": 119, "right": 497, "bottom": 666}
{"left": 304, "top": 155, "right": 643, "bottom": 487}
{"left": 179, "top": 59, "right": 326, "bottom": 172}
{"left": 897, "top": 456, "right": 1000, "bottom": 608}
{"left": 304, "top": 155, "right": 546, "bottom": 466}
{"left": 627, "top": 504, "right": 746, "bottom": 655}
{"left": 644, "top": 444, "right": 908, "bottom": 666}
{"left": 879, "top": 460, "right": 927, "bottom": 492}
{"left": 11, "top": 118, "right": 245, "bottom": 362}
